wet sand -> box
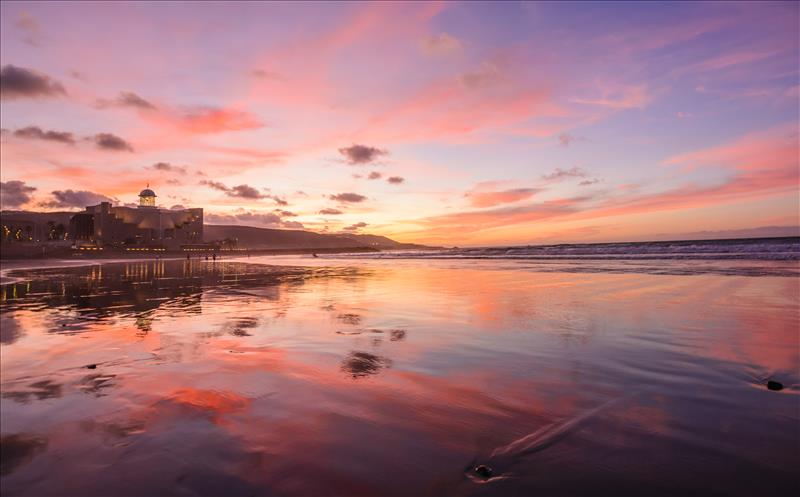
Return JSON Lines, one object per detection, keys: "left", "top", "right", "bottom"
{"left": 1, "top": 258, "right": 798, "bottom": 496}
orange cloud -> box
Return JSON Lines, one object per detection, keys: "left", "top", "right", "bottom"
{"left": 466, "top": 187, "right": 542, "bottom": 208}
{"left": 145, "top": 106, "right": 263, "bottom": 135}
{"left": 418, "top": 200, "right": 580, "bottom": 233}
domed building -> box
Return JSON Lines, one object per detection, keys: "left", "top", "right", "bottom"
{"left": 69, "top": 187, "right": 203, "bottom": 250}
{"left": 138, "top": 188, "right": 157, "bottom": 208}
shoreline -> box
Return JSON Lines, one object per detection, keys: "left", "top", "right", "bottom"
{"left": 0, "top": 247, "right": 382, "bottom": 284}
{"left": 0, "top": 245, "right": 384, "bottom": 261}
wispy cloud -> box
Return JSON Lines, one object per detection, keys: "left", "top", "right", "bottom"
{"left": 420, "top": 32, "right": 463, "bottom": 55}
{"left": 96, "top": 91, "right": 157, "bottom": 110}
{"left": 541, "top": 166, "right": 588, "bottom": 181}
{"left": 460, "top": 60, "right": 504, "bottom": 89}
{"left": 572, "top": 84, "right": 651, "bottom": 109}
{"left": 15, "top": 11, "right": 43, "bottom": 46}
{"left": 150, "top": 162, "right": 187, "bottom": 174}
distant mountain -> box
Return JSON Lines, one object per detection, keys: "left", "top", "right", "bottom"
{"left": 339, "top": 233, "right": 432, "bottom": 249}
{"left": 203, "top": 224, "right": 429, "bottom": 250}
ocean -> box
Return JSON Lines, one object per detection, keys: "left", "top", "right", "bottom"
{"left": 0, "top": 237, "right": 798, "bottom": 496}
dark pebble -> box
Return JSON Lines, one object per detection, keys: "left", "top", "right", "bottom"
{"left": 61, "top": 324, "right": 67, "bottom": 327}
{"left": 767, "top": 380, "right": 783, "bottom": 391}
{"left": 474, "top": 465, "right": 493, "bottom": 478}
{"left": 86, "top": 364, "right": 97, "bottom": 369}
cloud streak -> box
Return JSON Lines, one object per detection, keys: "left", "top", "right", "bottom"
{"left": 96, "top": 91, "right": 157, "bottom": 110}
{"left": 319, "top": 208, "right": 344, "bottom": 215}
{"left": 12, "top": 126, "right": 75, "bottom": 144}
{"left": 150, "top": 162, "right": 187, "bottom": 174}
{"left": 466, "top": 187, "right": 541, "bottom": 208}
{"left": 330, "top": 192, "right": 367, "bottom": 203}
{"left": 542, "top": 166, "right": 588, "bottom": 181}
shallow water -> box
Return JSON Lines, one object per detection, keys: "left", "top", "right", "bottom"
{"left": 1, "top": 258, "right": 798, "bottom": 496}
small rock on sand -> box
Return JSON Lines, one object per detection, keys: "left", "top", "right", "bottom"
{"left": 767, "top": 380, "right": 783, "bottom": 391}
{"left": 86, "top": 364, "right": 97, "bottom": 369}
{"left": 474, "top": 465, "right": 493, "bottom": 478}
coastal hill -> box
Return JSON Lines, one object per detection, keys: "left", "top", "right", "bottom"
{"left": 203, "top": 224, "right": 426, "bottom": 250}
{"left": 1, "top": 210, "right": 75, "bottom": 227}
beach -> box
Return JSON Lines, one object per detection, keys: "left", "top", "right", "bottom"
{"left": 0, "top": 255, "right": 798, "bottom": 496}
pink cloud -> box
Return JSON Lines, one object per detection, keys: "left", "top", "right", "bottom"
{"left": 664, "top": 124, "right": 798, "bottom": 172}
{"left": 359, "top": 70, "right": 559, "bottom": 143}
{"left": 403, "top": 126, "right": 799, "bottom": 241}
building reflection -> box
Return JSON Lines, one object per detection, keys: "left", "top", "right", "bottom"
{"left": 0, "top": 260, "right": 317, "bottom": 324}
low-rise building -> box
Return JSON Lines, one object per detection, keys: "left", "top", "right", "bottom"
{"left": 70, "top": 188, "right": 203, "bottom": 249}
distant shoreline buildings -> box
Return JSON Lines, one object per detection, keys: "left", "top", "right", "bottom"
{"left": 70, "top": 188, "right": 203, "bottom": 250}
{"left": 2, "top": 187, "right": 204, "bottom": 251}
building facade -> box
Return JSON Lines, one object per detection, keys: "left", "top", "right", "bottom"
{"left": 70, "top": 188, "right": 203, "bottom": 249}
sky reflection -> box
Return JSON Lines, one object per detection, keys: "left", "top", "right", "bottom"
{"left": 0, "top": 259, "right": 797, "bottom": 496}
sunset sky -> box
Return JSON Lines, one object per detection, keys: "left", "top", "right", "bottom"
{"left": 0, "top": 1, "right": 798, "bottom": 246}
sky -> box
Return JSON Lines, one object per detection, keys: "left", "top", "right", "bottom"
{"left": 0, "top": 1, "right": 798, "bottom": 246}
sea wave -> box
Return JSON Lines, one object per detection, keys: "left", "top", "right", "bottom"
{"left": 342, "top": 237, "right": 800, "bottom": 262}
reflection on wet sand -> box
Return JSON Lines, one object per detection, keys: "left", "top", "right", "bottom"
{"left": 341, "top": 351, "right": 393, "bottom": 379}
{"left": 0, "top": 434, "right": 47, "bottom": 477}
{"left": 0, "top": 259, "right": 798, "bottom": 496}
{"left": 2, "top": 380, "right": 62, "bottom": 404}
